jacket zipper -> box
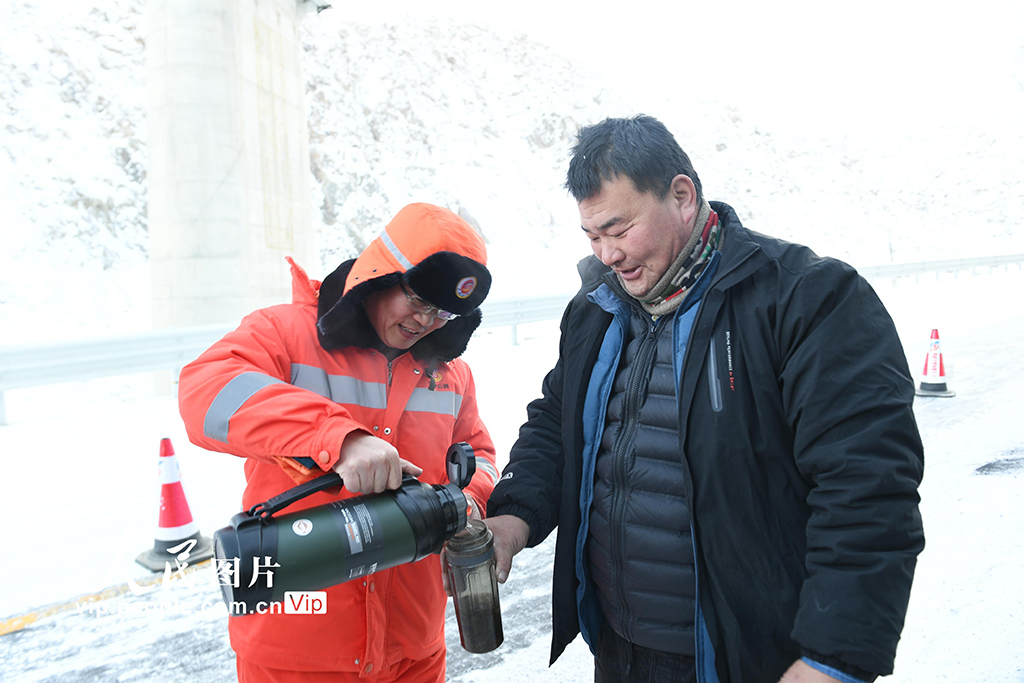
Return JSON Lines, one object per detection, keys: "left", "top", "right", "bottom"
{"left": 707, "top": 334, "right": 723, "bottom": 413}
{"left": 610, "top": 314, "right": 660, "bottom": 638}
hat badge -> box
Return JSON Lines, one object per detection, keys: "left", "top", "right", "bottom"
{"left": 456, "top": 277, "right": 477, "bottom": 299}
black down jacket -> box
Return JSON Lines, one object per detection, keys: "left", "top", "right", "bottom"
{"left": 488, "top": 202, "right": 925, "bottom": 682}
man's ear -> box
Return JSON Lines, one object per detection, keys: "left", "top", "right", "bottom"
{"left": 670, "top": 174, "right": 698, "bottom": 227}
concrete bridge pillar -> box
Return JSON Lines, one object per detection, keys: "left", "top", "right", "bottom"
{"left": 146, "top": 0, "right": 315, "bottom": 333}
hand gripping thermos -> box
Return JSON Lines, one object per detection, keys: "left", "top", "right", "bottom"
{"left": 212, "top": 443, "right": 477, "bottom": 614}
{"left": 445, "top": 519, "right": 504, "bottom": 653}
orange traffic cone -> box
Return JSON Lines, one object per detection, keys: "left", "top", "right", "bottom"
{"left": 915, "top": 329, "right": 955, "bottom": 397}
{"left": 136, "top": 438, "right": 214, "bottom": 571}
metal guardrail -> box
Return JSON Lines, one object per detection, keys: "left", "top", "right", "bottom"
{"left": 0, "top": 323, "right": 236, "bottom": 393}
{"left": 1, "top": 254, "right": 1022, "bottom": 425}
{"left": 484, "top": 294, "right": 571, "bottom": 345}
{"left": 0, "top": 295, "right": 573, "bottom": 425}
{"left": 857, "top": 254, "right": 1024, "bottom": 280}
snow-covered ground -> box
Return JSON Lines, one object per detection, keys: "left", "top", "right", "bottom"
{"left": 1, "top": 268, "right": 1023, "bottom": 682}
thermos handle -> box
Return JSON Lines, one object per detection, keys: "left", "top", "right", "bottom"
{"left": 245, "top": 441, "right": 477, "bottom": 522}
{"left": 247, "top": 472, "right": 344, "bottom": 520}
{"left": 245, "top": 472, "right": 424, "bottom": 521}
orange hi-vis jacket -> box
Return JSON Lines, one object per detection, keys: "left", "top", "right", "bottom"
{"left": 178, "top": 259, "right": 498, "bottom": 675}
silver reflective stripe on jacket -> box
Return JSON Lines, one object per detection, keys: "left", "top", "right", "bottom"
{"left": 405, "top": 387, "right": 462, "bottom": 416}
{"left": 291, "top": 363, "right": 387, "bottom": 409}
{"left": 203, "top": 372, "right": 285, "bottom": 443}
{"left": 206, "top": 364, "right": 467, "bottom": 444}
{"left": 476, "top": 457, "right": 500, "bottom": 485}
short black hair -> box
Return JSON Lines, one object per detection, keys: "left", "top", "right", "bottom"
{"left": 565, "top": 115, "right": 703, "bottom": 205}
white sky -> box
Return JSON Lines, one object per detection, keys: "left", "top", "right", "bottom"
{"left": 328, "top": 0, "right": 1024, "bottom": 137}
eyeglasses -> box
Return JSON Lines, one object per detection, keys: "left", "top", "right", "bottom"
{"left": 400, "top": 284, "right": 459, "bottom": 322}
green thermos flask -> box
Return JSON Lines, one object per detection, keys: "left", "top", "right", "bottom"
{"left": 212, "top": 443, "right": 476, "bottom": 614}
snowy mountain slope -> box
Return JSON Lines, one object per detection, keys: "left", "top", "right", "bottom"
{"left": 1, "top": 1, "right": 1022, "bottom": 346}
{"left": 299, "top": 16, "right": 628, "bottom": 295}
{"left": 1, "top": 0, "right": 147, "bottom": 266}
{"left": 0, "top": 0, "right": 148, "bottom": 344}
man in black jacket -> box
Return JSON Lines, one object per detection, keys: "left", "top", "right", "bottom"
{"left": 485, "top": 115, "right": 924, "bottom": 683}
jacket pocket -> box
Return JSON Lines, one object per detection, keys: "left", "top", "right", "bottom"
{"left": 707, "top": 335, "right": 723, "bottom": 413}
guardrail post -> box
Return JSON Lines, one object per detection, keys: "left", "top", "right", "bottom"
{"left": 0, "top": 391, "right": 6, "bottom": 427}
{"left": 510, "top": 323, "right": 519, "bottom": 346}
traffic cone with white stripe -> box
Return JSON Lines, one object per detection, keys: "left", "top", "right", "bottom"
{"left": 136, "top": 438, "right": 214, "bottom": 571}
{"left": 916, "top": 329, "right": 956, "bottom": 398}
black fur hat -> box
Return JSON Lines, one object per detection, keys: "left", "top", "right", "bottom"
{"left": 405, "top": 250, "right": 491, "bottom": 316}
{"left": 315, "top": 203, "right": 491, "bottom": 362}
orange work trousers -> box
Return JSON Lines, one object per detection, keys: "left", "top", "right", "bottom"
{"left": 236, "top": 646, "right": 445, "bottom": 683}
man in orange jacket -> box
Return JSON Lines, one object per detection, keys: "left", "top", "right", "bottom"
{"left": 178, "top": 203, "right": 500, "bottom": 683}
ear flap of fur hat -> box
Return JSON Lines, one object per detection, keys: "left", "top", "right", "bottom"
{"left": 409, "top": 308, "right": 483, "bottom": 362}
{"left": 317, "top": 260, "right": 402, "bottom": 351}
